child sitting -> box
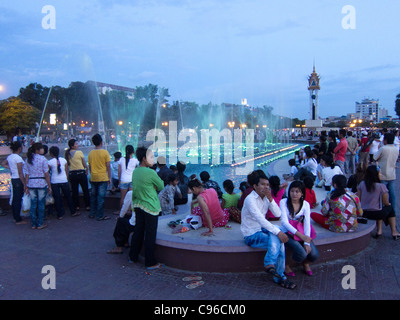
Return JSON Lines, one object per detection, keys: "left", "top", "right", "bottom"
{"left": 283, "top": 159, "right": 298, "bottom": 181}
{"left": 221, "top": 180, "right": 240, "bottom": 209}
{"left": 266, "top": 176, "right": 288, "bottom": 220}
{"left": 221, "top": 180, "right": 241, "bottom": 223}
{"left": 111, "top": 152, "right": 122, "bottom": 193}
{"left": 159, "top": 173, "right": 181, "bottom": 215}
{"left": 303, "top": 176, "right": 317, "bottom": 209}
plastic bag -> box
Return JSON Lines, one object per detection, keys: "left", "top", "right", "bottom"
{"left": 45, "top": 194, "right": 55, "bottom": 206}
{"left": 22, "top": 194, "right": 31, "bottom": 215}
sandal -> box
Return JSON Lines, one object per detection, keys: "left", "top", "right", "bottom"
{"left": 276, "top": 278, "right": 297, "bottom": 290}
{"left": 183, "top": 276, "right": 202, "bottom": 282}
{"left": 146, "top": 263, "right": 165, "bottom": 270}
{"left": 186, "top": 281, "right": 205, "bottom": 289}
{"left": 264, "top": 266, "right": 281, "bottom": 279}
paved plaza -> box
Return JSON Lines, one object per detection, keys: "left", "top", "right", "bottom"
{"left": 0, "top": 160, "right": 400, "bottom": 302}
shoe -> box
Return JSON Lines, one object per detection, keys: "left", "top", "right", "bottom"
{"left": 304, "top": 270, "right": 313, "bottom": 277}
{"left": 37, "top": 224, "right": 48, "bottom": 230}
{"left": 393, "top": 235, "right": 400, "bottom": 241}
{"left": 373, "top": 233, "right": 382, "bottom": 239}
{"left": 285, "top": 271, "right": 296, "bottom": 277}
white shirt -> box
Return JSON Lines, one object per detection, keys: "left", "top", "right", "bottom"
{"left": 241, "top": 190, "right": 281, "bottom": 237}
{"left": 300, "top": 158, "right": 317, "bottom": 176}
{"left": 322, "top": 165, "right": 343, "bottom": 187}
{"left": 48, "top": 157, "right": 68, "bottom": 184}
{"left": 7, "top": 153, "right": 24, "bottom": 179}
{"left": 120, "top": 190, "right": 136, "bottom": 226}
{"left": 279, "top": 198, "right": 311, "bottom": 237}
{"left": 118, "top": 157, "right": 139, "bottom": 183}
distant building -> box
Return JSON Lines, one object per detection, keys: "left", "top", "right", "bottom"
{"left": 355, "top": 98, "right": 379, "bottom": 123}
{"left": 88, "top": 81, "right": 135, "bottom": 99}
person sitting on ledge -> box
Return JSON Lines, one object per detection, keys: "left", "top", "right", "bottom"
{"left": 188, "top": 179, "right": 230, "bottom": 236}
{"left": 311, "top": 175, "right": 362, "bottom": 233}
{"left": 357, "top": 165, "right": 400, "bottom": 240}
{"left": 107, "top": 190, "right": 135, "bottom": 254}
{"left": 279, "top": 180, "right": 319, "bottom": 277}
{"left": 200, "top": 171, "right": 223, "bottom": 199}
{"left": 241, "top": 170, "right": 296, "bottom": 290}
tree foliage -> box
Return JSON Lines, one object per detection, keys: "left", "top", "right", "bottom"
{"left": 0, "top": 97, "right": 41, "bottom": 136}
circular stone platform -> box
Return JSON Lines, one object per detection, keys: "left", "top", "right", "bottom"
{"left": 154, "top": 158, "right": 375, "bottom": 272}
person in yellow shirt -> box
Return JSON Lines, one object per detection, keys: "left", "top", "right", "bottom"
{"left": 88, "top": 134, "right": 111, "bottom": 221}
{"left": 65, "top": 139, "right": 90, "bottom": 212}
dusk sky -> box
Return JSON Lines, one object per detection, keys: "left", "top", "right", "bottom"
{"left": 1, "top": 0, "right": 399, "bottom": 119}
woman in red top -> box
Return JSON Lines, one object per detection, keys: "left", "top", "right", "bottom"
{"left": 188, "top": 179, "right": 230, "bottom": 236}
{"left": 303, "top": 176, "right": 317, "bottom": 209}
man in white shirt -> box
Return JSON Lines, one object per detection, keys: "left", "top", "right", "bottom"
{"left": 241, "top": 170, "right": 296, "bottom": 290}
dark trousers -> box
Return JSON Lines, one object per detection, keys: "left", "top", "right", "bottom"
{"left": 69, "top": 170, "right": 90, "bottom": 209}
{"left": 51, "top": 182, "right": 76, "bottom": 217}
{"left": 11, "top": 179, "right": 24, "bottom": 222}
{"left": 129, "top": 208, "right": 159, "bottom": 267}
{"left": 113, "top": 217, "right": 135, "bottom": 247}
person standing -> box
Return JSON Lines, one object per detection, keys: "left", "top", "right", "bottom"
{"left": 334, "top": 129, "right": 348, "bottom": 174}
{"left": 345, "top": 131, "right": 358, "bottom": 175}
{"left": 129, "top": 147, "right": 165, "bottom": 270}
{"left": 118, "top": 145, "right": 139, "bottom": 212}
{"left": 65, "top": 139, "right": 90, "bottom": 212}
{"left": 88, "top": 134, "right": 111, "bottom": 221}
{"left": 48, "top": 146, "right": 78, "bottom": 219}
{"left": 2, "top": 141, "right": 26, "bottom": 225}
{"left": 374, "top": 133, "right": 399, "bottom": 212}
{"left": 24, "top": 143, "right": 52, "bottom": 230}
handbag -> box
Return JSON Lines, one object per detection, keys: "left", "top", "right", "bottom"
{"left": 288, "top": 218, "right": 317, "bottom": 242}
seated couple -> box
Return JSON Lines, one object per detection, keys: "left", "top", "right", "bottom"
{"left": 241, "top": 170, "right": 319, "bottom": 290}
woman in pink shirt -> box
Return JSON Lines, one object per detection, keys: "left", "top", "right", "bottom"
{"left": 188, "top": 179, "right": 230, "bottom": 236}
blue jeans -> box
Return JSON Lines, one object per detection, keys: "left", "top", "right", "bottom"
{"left": 244, "top": 228, "right": 286, "bottom": 279}
{"left": 285, "top": 234, "right": 319, "bottom": 264}
{"left": 381, "top": 180, "right": 396, "bottom": 212}
{"left": 90, "top": 181, "right": 108, "bottom": 220}
{"left": 29, "top": 188, "right": 47, "bottom": 228}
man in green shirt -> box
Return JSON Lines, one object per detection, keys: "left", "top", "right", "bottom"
{"left": 129, "top": 146, "right": 165, "bottom": 270}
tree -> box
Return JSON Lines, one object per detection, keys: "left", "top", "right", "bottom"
{"left": 395, "top": 93, "right": 400, "bottom": 118}
{"left": 0, "top": 97, "right": 41, "bottom": 138}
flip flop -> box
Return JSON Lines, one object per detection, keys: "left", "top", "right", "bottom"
{"left": 186, "top": 281, "right": 205, "bottom": 289}
{"left": 146, "top": 263, "right": 165, "bottom": 270}
{"left": 182, "top": 276, "right": 203, "bottom": 282}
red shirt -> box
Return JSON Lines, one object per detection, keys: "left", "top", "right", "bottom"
{"left": 305, "top": 188, "right": 317, "bottom": 209}
{"left": 334, "top": 138, "right": 348, "bottom": 162}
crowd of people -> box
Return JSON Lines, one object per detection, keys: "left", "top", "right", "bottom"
{"left": 1, "top": 127, "right": 399, "bottom": 289}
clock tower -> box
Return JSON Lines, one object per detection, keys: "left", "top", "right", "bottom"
{"left": 305, "top": 64, "right": 323, "bottom": 129}
{"left": 308, "top": 64, "right": 320, "bottom": 120}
